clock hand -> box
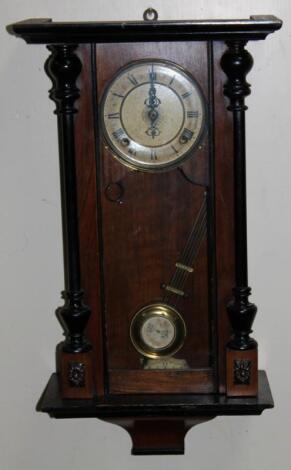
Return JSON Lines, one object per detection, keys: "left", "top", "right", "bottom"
{"left": 145, "top": 65, "right": 161, "bottom": 139}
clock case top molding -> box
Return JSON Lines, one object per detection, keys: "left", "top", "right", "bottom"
{"left": 7, "top": 14, "right": 282, "bottom": 455}
{"left": 7, "top": 15, "right": 282, "bottom": 43}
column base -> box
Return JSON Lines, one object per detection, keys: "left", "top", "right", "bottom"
{"left": 226, "top": 347, "right": 258, "bottom": 397}
{"left": 57, "top": 343, "right": 94, "bottom": 399}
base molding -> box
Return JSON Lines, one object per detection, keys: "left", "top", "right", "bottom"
{"left": 37, "top": 371, "right": 273, "bottom": 454}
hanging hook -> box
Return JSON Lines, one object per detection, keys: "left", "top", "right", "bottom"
{"left": 143, "top": 8, "right": 158, "bottom": 21}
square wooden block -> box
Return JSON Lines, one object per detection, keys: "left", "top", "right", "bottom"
{"left": 226, "top": 347, "right": 258, "bottom": 397}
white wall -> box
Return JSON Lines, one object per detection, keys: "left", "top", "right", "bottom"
{"left": 0, "top": 1, "right": 290, "bottom": 469}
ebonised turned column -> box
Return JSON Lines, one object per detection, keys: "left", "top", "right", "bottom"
{"left": 221, "top": 40, "right": 258, "bottom": 396}
{"left": 45, "top": 45, "right": 93, "bottom": 398}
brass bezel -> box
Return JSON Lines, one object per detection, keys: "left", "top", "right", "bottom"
{"left": 101, "top": 58, "right": 206, "bottom": 173}
{"left": 130, "top": 303, "right": 186, "bottom": 359}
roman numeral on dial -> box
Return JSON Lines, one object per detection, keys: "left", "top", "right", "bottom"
{"left": 182, "top": 91, "right": 192, "bottom": 99}
{"left": 171, "top": 145, "right": 178, "bottom": 154}
{"left": 107, "top": 112, "right": 120, "bottom": 119}
{"left": 179, "top": 128, "right": 194, "bottom": 144}
{"left": 129, "top": 147, "right": 137, "bottom": 156}
{"left": 112, "top": 128, "right": 125, "bottom": 139}
{"left": 127, "top": 74, "right": 138, "bottom": 86}
{"left": 169, "top": 75, "right": 175, "bottom": 85}
{"left": 112, "top": 128, "right": 130, "bottom": 147}
{"left": 187, "top": 111, "right": 199, "bottom": 118}
{"left": 149, "top": 65, "right": 157, "bottom": 81}
{"left": 112, "top": 92, "right": 124, "bottom": 99}
{"left": 150, "top": 149, "right": 158, "bottom": 160}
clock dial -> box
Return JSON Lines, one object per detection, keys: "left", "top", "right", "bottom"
{"left": 141, "top": 316, "right": 175, "bottom": 350}
{"left": 102, "top": 60, "right": 205, "bottom": 171}
{"left": 130, "top": 303, "right": 186, "bottom": 358}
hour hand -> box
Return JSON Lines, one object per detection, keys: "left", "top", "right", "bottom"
{"left": 145, "top": 66, "right": 161, "bottom": 138}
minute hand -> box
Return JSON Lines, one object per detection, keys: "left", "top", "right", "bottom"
{"left": 145, "top": 70, "right": 161, "bottom": 139}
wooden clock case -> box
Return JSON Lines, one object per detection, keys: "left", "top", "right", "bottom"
{"left": 7, "top": 14, "right": 282, "bottom": 455}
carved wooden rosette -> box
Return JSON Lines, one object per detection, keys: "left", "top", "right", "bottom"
{"left": 221, "top": 41, "right": 258, "bottom": 396}
{"left": 45, "top": 45, "right": 93, "bottom": 398}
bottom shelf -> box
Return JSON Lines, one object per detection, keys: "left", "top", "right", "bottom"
{"left": 37, "top": 370, "right": 273, "bottom": 418}
{"left": 37, "top": 370, "right": 273, "bottom": 454}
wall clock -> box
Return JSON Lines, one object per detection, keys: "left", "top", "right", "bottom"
{"left": 7, "top": 9, "right": 282, "bottom": 455}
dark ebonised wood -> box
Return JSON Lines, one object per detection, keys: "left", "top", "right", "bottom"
{"left": 45, "top": 45, "right": 91, "bottom": 355}
{"left": 221, "top": 41, "right": 258, "bottom": 396}
{"left": 37, "top": 370, "right": 273, "bottom": 418}
{"left": 221, "top": 41, "right": 257, "bottom": 350}
{"left": 7, "top": 16, "right": 282, "bottom": 44}
{"left": 37, "top": 369, "right": 273, "bottom": 454}
{"left": 45, "top": 45, "right": 94, "bottom": 398}
{"left": 221, "top": 41, "right": 258, "bottom": 352}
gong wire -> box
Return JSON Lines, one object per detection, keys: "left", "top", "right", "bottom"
{"left": 171, "top": 195, "right": 207, "bottom": 289}
{"left": 164, "top": 194, "right": 207, "bottom": 304}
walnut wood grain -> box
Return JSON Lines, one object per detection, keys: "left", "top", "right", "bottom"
{"left": 109, "top": 368, "right": 215, "bottom": 394}
{"left": 74, "top": 45, "right": 105, "bottom": 396}
{"left": 73, "top": 41, "right": 238, "bottom": 397}
{"left": 95, "top": 42, "right": 215, "bottom": 394}
{"left": 226, "top": 347, "right": 258, "bottom": 396}
{"left": 57, "top": 348, "right": 94, "bottom": 399}
{"left": 116, "top": 417, "right": 214, "bottom": 454}
{"left": 213, "top": 41, "right": 234, "bottom": 393}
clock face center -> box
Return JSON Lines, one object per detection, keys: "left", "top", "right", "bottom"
{"left": 121, "top": 83, "right": 185, "bottom": 147}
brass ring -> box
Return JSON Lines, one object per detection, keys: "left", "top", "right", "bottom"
{"left": 130, "top": 303, "right": 186, "bottom": 359}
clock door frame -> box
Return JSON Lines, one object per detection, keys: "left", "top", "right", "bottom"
{"left": 71, "top": 41, "right": 235, "bottom": 396}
